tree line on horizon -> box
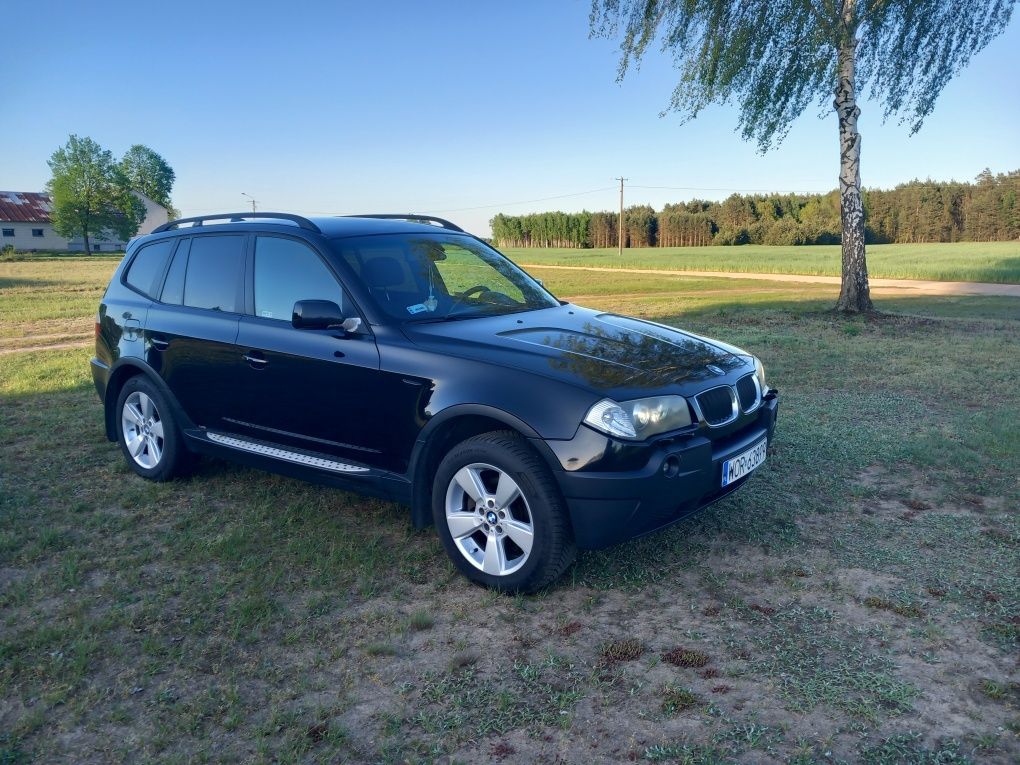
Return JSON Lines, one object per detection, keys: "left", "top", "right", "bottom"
{"left": 490, "top": 169, "right": 1019, "bottom": 249}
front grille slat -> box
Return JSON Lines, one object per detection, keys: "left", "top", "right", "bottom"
{"left": 735, "top": 374, "right": 759, "bottom": 412}
{"left": 695, "top": 386, "right": 736, "bottom": 426}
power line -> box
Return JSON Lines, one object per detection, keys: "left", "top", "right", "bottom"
{"left": 420, "top": 187, "right": 617, "bottom": 214}
{"left": 177, "top": 188, "right": 618, "bottom": 218}
{"left": 178, "top": 183, "right": 840, "bottom": 220}
{"left": 631, "top": 184, "right": 830, "bottom": 194}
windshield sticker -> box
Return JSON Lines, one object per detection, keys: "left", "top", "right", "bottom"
{"left": 406, "top": 303, "right": 428, "bottom": 315}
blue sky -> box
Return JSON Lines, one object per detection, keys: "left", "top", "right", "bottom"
{"left": 3, "top": 1, "right": 1018, "bottom": 236}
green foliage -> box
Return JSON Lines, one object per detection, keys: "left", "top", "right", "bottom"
{"left": 490, "top": 210, "right": 595, "bottom": 248}
{"left": 590, "top": 0, "right": 1016, "bottom": 150}
{"left": 492, "top": 170, "right": 1020, "bottom": 248}
{"left": 119, "top": 144, "right": 176, "bottom": 213}
{"left": 46, "top": 135, "right": 145, "bottom": 251}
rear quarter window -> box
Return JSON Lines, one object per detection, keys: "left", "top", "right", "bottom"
{"left": 124, "top": 240, "right": 174, "bottom": 298}
{"left": 160, "top": 238, "right": 191, "bottom": 305}
{"left": 183, "top": 235, "right": 246, "bottom": 312}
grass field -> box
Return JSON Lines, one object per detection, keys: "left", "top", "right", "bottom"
{"left": 1, "top": 255, "right": 1018, "bottom": 763}
{"left": 504, "top": 241, "right": 1020, "bottom": 284}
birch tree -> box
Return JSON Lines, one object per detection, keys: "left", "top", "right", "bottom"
{"left": 590, "top": 0, "right": 1016, "bottom": 312}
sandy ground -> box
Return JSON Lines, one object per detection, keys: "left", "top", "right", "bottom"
{"left": 522, "top": 264, "right": 1020, "bottom": 297}
{"left": 0, "top": 338, "right": 91, "bottom": 355}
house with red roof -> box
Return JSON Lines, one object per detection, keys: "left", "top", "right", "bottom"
{"left": 0, "top": 191, "right": 169, "bottom": 252}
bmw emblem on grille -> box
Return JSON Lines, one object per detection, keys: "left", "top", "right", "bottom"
{"left": 706, "top": 364, "right": 725, "bottom": 376}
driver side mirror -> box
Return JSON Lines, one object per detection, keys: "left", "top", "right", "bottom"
{"left": 292, "top": 300, "right": 360, "bottom": 333}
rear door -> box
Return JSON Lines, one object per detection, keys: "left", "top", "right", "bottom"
{"left": 231, "top": 235, "right": 387, "bottom": 467}
{"left": 145, "top": 233, "right": 247, "bottom": 429}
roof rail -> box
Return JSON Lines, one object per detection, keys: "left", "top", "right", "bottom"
{"left": 344, "top": 213, "right": 464, "bottom": 233}
{"left": 152, "top": 212, "right": 321, "bottom": 234}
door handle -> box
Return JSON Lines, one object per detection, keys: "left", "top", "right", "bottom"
{"left": 150, "top": 336, "right": 170, "bottom": 350}
{"left": 243, "top": 352, "right": 268, "bottom": 369}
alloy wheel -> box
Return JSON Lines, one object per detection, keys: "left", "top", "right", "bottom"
{"left": 444, "top": 462, "right": 535, "bottom": 576}
{"left": 121, "top": 391, "right": 165, "bottom": 469}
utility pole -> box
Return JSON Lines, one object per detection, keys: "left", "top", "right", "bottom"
{"left": 615, "top": 177, "right": 627, "bottom": 256}
{"left": 241, "top": 192, "right": 257, "bottom": 213}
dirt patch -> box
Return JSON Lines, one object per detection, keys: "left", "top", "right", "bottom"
{"left": 523, "top": 263, "right": 1020, "bottom": 296}
{"left": 0, "top": 338, "right": 91, "bottom": 355}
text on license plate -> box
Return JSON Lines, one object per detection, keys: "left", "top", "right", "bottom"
{"left": 721, "top": 439, "right": 767, "bottom": 487}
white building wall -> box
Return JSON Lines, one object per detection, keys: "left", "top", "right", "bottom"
{"left": 21, "top": 192, "right": 172, "bottom": 251}
{"left": 0, "top": 221, "right": 68, "bottom": 251}
{"left": 135, "top": 193, "right": 170, "bottom": 235}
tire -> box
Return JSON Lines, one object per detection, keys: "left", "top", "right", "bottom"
{"left": 432, "top": 430, "right": 576, "bottom": 593}
{"left": 115, "top": 376, "right": 191, "bottom": 481}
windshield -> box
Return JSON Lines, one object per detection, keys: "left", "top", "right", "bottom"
{"left": 333, "top": 233, "right": 559, "bottom": 321}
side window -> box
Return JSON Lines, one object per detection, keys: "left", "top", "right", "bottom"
{"left": 254, "top": 236, "right": 344, "bottom": 321}
{"left": 160, "top": 238, "right": 190, "bottom": 305}
{"left": 124, "top": 240, "right": 174, "bottom": 298}
{"left": 183, "top": 235, "right": 245, "bottom": 312}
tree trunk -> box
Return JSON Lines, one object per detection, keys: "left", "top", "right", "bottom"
{"left": 833, "top": 25, "right": 873, "bottom": 313}
{"left": 83, "top": 230, "right": 91, "bottom": 255}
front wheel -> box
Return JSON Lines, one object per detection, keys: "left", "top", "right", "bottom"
{"left": 432, "top": 431, "right": 576, "bottom": 593}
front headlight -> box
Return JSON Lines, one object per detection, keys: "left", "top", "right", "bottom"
{"left": 754, "top": 357, "right": 767, "bottom": 393}
{"left": 583, "top": 395, "right": 693, "bottom": 440}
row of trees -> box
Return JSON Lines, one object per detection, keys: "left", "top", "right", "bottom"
{"left": 490, "top": 170, "right": 1019, "bottom": 249}
{"left": 47, "top": 135, "right": 176, "bottom": 254}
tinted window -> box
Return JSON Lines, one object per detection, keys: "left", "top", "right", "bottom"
{"left": 335, "top": 234, "right": 557, "bottom": 321}
{"left": 183, "top": 235, "right": 245, "bottom": 312}
{"left": 124, "top": 240, "right": 174, "bottom": 298}
{"left": 160, "top": 238, "right": 190, "bottom": 305}
{"left": 434, "top": 243, "right": 526, "bottom": 302}
{"left": 254, "top": 237, "right": 343, "bottom": 321}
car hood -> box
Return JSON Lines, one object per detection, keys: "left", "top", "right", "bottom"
{"left": 402, "top": 304, "right": 752, "bottom": 399}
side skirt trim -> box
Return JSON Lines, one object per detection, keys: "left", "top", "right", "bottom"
{"left": 207, "top": 432, "right": 370, "bottom": 473}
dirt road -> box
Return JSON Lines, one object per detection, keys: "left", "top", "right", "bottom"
{"left": 522, "top": 264, "right": 1020, "bottom": 297}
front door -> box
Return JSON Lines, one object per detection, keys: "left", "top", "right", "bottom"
{"left": 230, "top": 235, "right": 388, "bottom": 469}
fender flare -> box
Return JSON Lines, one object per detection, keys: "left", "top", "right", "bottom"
{"left": 407, "top": 403, "right": 547, "bottom": 529}
{"left": 103, "top": 358, "right": 194, "bottom": 441}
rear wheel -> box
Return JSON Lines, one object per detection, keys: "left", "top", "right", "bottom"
{"left": 432, "top": 431, "right": 576, "bottom": 593}
{"left": 116, "top": 376, "right": 190, "bottom": 481}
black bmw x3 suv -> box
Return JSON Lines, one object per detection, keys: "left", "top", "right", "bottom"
{"left": 92, "top": 212, "right": 778, "bottom": 591}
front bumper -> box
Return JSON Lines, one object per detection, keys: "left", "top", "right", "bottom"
{"left": 547, "top": 392, "right": 778, "bottom": 549}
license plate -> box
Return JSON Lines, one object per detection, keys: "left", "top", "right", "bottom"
{"left": 721, "top": 439, "right": 767, "bottom": 487}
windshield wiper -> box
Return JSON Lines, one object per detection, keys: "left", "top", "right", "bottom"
{"left": 408, "top": 306, "right": 540, "bottom": 324}
{"left": 406, "top": 313, "right": 482, "bottom": 324}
